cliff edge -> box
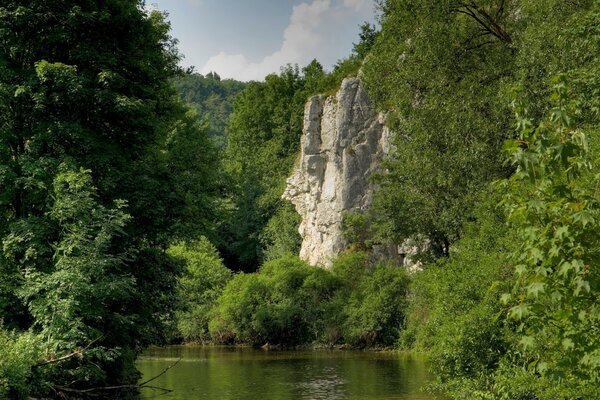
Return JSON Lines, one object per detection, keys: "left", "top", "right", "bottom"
{"left": 283, "top": 77, "right": 391, "bottom": 267}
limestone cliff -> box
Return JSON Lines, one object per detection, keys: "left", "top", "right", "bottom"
{"left": 283, "top": 78, "right": 391, "bottom": 267}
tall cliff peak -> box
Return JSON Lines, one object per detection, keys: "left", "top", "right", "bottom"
{"left": 283, "top": 77, "right": 391, "bottom": 267}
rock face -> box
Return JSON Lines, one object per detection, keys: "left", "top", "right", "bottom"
{"left": 283, "top": 78, "right": 390, "bottom": 267}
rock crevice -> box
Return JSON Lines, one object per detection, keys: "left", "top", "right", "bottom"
{"left": 283, "top": 78, "right": 390, "bottom": 267}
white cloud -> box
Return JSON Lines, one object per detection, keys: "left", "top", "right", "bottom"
{"left": 343, "top": 0, "right": 370, "bottom": 11}
{"left": 200, "top": 0, "right": 373, "bottom": 81}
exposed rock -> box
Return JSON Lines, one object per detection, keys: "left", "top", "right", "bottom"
{"left": 283, "top": 78, "right": 391, "bottom": 267}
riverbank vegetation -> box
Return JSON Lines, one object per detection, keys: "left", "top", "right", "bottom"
{"left": 0, "top": 1, "right": 215, "bottom": 398}
{"left": 1, "top": 0, "right": 599, "bottom": 399}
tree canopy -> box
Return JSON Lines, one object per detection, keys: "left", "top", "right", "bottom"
{"left": 0, "top": 1, "right": 218, "bottom": 397}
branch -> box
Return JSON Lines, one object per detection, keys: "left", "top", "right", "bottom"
{"left": 34, "top": 350, "right": 84, "bottom": 368}
{"left": 51, "top": 357, "right": 182, "bottom": 398}
{"left": 451, "top": 1, "right": 512, "bottom": 45}
{"left": 34, "top": 336, "right": 103, "bottom": 368}
{"left": 139, "top": 357, "right": 182, "bottom": 386}
{"left": 466, "top": 40, "right": 496, "bottom": 51}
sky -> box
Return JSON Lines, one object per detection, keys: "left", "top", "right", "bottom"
{"left": 149, "top": 0, "right": 377, "bottom": 81}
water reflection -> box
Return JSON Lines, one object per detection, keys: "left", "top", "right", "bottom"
{"left": 137, "top": 346, "right": 439, "bottom": 400}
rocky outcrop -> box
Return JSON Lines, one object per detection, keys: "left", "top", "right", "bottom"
{"left": 283, "top": 78, "right": 391, "bottom": 267}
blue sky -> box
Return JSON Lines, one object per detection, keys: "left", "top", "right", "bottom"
{"left": 149, "top": 0, "right": 377, "bottom": 81}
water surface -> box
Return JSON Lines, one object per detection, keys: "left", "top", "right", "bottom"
{"left": 137, "top": 346, "right": 440, "bottom": 400}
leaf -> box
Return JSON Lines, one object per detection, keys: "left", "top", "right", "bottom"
{"left": 515, "top": 264, "right": 527, "bottom": 275}
{"left": 554, "top": 225, "right": 569, "bottom": 240}
{"left": 573, "top": 277, "right": 590, "bottom": 296}
{"left": 562, "top": 337, "right": 575, "bottom": 351}
{"left": 527, "top": 282, "right": 546, "bottom": 298}
{"left": 519, "top": 335, "right": 536, "bottom": 350}
{"left": 509, "top": 304, "right": 531, "bottom": 320}
{"left": 559, "top": 261, "right": 573, "bottom": 277}
{"left": 548, "top": 244, "right": 560, "bottom": 258}
{"left": 574, "top": 211, "right": 595, "bottom": 228}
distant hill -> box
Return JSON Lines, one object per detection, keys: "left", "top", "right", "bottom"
{"left": 174, "top": 72, "right": 245, "bottom": 146}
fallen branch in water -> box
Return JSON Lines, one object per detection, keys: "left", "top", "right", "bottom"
{"left": 139, "top": 357, "right": 182, "bottom": 386}
{"left": 51, "top": 357, "right": 182, "bottom": 399}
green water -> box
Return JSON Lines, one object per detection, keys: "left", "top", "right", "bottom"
{"left": 137, "top": 346, "right": 440, "bottom": 400}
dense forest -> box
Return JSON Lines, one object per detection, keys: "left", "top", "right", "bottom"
{"left": 1, "top": 0, "right": 599, "bottom": 399}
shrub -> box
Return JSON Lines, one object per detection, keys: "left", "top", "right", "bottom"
{"left": 209, "top": 252, "right": 413, "bottom": 348}
{"left": 210, "top": 256, "right": 343, "bottom": 346}
{"left": 342, "top": 263, "right": 410, "bottom": 347}
{"left": 0, "top": 329, "right": 41, "bottom": 399}
{"left": 168, "top": 237, "right": 232, "bottom": 342}
{"left": 399, "top": 192, "right": 516, "bottom": 388}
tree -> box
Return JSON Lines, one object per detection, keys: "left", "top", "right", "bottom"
{"left": 168, "top": 237, "right": 232, "bottom": 343}
{"left": 363, "top": 0, "right": 598, "bottom": 257}
{"left": 219, "top": 65, "right": 306, "bottom": 271}
{"left": 353, "top": 22, "right": 379, "bottom": 59}
{"left": 19, "top": 167, "right": 136, "bottom": 389}
{"left": 363, "top": 0, "right": 516, "bottom": 256}
{"left": 502, "top": 78, "right": 600, "bottom": 383}
{"left": 172, "top": 72, "right": 245, "bottom": 147}
{"left": 0, "top": 1, "right": 212, "bottom": 395}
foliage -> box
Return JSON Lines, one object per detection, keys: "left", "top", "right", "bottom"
{"left": 168, "top": 237, "right": 232, "bottom": 343}
{"left": 209, "top": 256, "right": 326, "bottom": 345}
{"left": 164, "top": 107, "right": 221, "bottom": 240}
{"left": 402, "top": 193, "right": 514, "bottom": 373}
{"left": 17, "top": 167, "right": 135, "bottom": 387}
{"left": 398, "top": 82, "right": 600, "bottom": 398}
{"left": 218, "top": 66, "right": 310, "bottom": 271}
{"left": 398, "top": 82, "right": 600, "bottom": 399}
{"left": 500, "top": 78, "right": 600, "bottom": 383}
{"left": 352, "top": 22, "right": 379, "bottom": 60}
{"left": 364, "top": 0, "right": 516, "bottom": 254}
{"left": 364, "top": 0, "right": 599, "bottom": 255}
{"left": 0, "top": 1, "right": 215, "bottom": 395}
{"left": 341, "top": 211, "right": 373, "bottom": 250}
{"left": 0, "top": 329, "right": 42, "bottom": 399}
{"left": 343, "top": 262, "right": 409, "bottom": 347}
{"left": 260, "top": 202, "right": 302, "bottom": 261}
{"left": 207, "top": 252, "right": 411, "bottom": 348}
{"left": 173, "top": 71, "right": 245, "bottom": 147}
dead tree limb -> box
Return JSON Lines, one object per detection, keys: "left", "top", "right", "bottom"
{"left": 34, "top": 337, "right": 102, "bottom": 368}
{"left": 51, "top": 357, "right": 182, "bottom": 399}
{"left": 451, "top": 1, "right": 512, "bottom": 44}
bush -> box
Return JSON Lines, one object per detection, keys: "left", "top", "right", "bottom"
{"left": 209, "top": 272, "right": 270, "bottom": 345}
{"left": 168, "top": 237, "right": 232, "bottom": 342}
{"left": 260, "top": 203, "right": 302, "bottom": 261}
{"left": 0, "top": 329, "right": 41, "bottom": 399}
{"left": 210, "top": 256, "right": 344, "bottom": 346}
{"left": 398, "top": 194, "right": 515, "bottom": 385}
{"left": 331, "top": 251, "right": 370, "bottom": 292}
{"left": 342, "top": 263, "right": 410, "bottom": 347}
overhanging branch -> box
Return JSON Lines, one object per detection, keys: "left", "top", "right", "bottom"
{"left": 451, "top": 1, "right": 512, "bottom": 44}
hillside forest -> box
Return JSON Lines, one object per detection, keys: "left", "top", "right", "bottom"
{"left": 1, "top": 1, "right": 599, "bottom": 399}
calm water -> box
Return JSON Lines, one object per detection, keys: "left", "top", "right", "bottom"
{"left": 137, "top": 346, "right": 440, "bottom": 400}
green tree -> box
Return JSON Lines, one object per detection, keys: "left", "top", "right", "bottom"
{"left": 501, "top": 79, "right": 600, "bottom": 383}
{"left": 363, "top": 0, "right": 516, "bottom": 255}
{"left": 173, "top": 71, "right": 245, "bottom": 147}
{"left": 219, "top": 66, "right": 307, "bottom": 271}
{"left": 168, "top": 237, "right": 232, "bottom": 343}
{"left": 18, "top": 167, "right": 137, "bottom": 390}
{"left": 0, "top": 1, "right": 213, "bottom": 395}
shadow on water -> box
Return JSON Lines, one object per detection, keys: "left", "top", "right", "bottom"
{"left": 136, "top": 346, "right": 441, "bottom": 400}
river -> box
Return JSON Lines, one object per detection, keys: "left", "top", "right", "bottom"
{"left": 137, "top": 346, "right": 441, "bottom": 400}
